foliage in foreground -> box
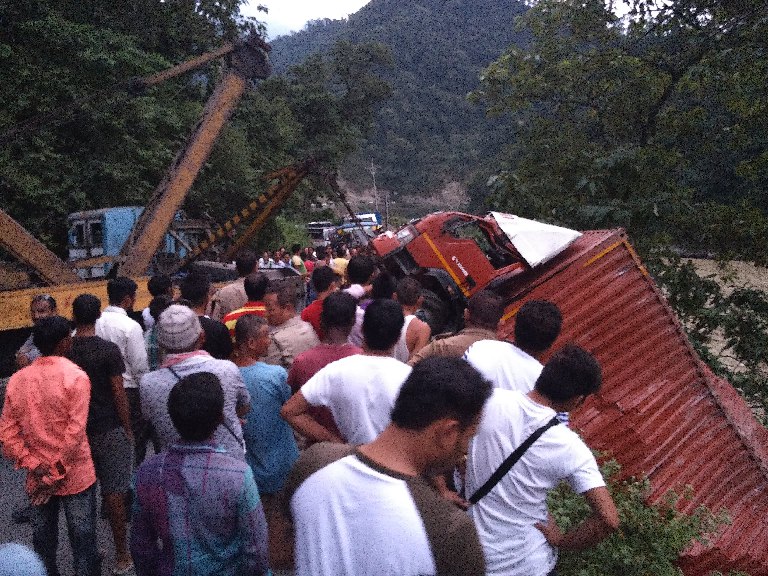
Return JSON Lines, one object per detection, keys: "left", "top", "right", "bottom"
{"left": 472, "top": 0, "right": 768, "bottom": 263}
{"left": 550, "top": 459, "right": 733, "bottom": 576}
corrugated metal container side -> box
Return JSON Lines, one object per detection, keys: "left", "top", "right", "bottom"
{"left": 496, "top": 229, "right": 768, "bottom": 576}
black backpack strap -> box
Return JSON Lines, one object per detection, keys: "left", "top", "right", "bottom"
{"left": 469, "top": 416, "right": 560, "bottom": 505}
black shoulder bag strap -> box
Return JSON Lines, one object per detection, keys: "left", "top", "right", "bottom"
{"left": 166, "top": 366, "right": 245, "bottom": 450}
{"left": 468, "top": 416, "right": 560, "bottom": 505}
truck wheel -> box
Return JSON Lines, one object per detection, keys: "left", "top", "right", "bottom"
{"left": 419, "top": 289, "right": 452, "bottom": 336}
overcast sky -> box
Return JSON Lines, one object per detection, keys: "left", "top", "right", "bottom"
{"left": 243, "top": 0, "right": 372, "bottom": 39}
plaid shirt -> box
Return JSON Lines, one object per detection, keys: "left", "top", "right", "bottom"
{"left": 130, "top": 442, "right": 270, "bottom": 576}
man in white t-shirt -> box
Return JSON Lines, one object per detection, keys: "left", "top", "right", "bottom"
{"left": 96, "top": 276, "right": 150, "bottom": 462}
{"left": 465, "top": 344, "right": 619, "bottom": 576}
{"left": 281, "top": 299, "right": 411, "bottom": 444}
{"left": 464, "top": 299, "right": 562, "bottom": 394}
{"left": 285, "top": 357, "right": 493, "bottom": 576}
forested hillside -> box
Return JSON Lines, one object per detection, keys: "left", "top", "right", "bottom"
{"left": 270, "top": 0, "right": 529, "bottom": 200}
{"left": 273, "top": 0, "right": 768, "bottom": 429}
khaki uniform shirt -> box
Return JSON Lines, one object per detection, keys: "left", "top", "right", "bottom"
{"left": 210, "top": 278, "right": 247, "bottom": 321}
{"left": 408, "top": 327, "right": 498, "bottom": 366}
{"left": 264, "top": 315, "right": 321, "bottom": 371}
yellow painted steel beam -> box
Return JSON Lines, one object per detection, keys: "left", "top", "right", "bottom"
{"left": 0, "top": 277, "right": 150, "bottom": 331}
{"left": 222, "top": 170, "right": 308, "bottom": 261}
{"left": 177, "top": 179, "right": 287, "bottom": 267}
{"left": 0, "top": 208, "right": 80, "bottom": 285}
{"left": 137, "top": 43, "right": 235, "bottom": 88}
{"left": 118, "top": 35, "right": 270, "bottom": 277}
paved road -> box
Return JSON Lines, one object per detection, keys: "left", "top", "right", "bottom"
{"left": 0, "top": 455, "right": 119, "bottom": 575}
{"left": 1, "top": 455, "right": 295, "bottom": 576}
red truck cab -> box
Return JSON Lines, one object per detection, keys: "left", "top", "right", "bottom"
{"left": 372, "top": 211, "right": 580, "bottom": 333}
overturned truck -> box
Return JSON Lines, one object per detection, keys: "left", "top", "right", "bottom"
{"left": 373, "top": 211, "right": 768, "bottom": 576}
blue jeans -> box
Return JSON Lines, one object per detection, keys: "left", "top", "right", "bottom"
{"left": 31, "top": 483, "right": 100, "bottom": 576}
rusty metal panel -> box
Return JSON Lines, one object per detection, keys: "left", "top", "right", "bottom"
{"left": 496, "top": 230, "right": 768, "bottom": 576}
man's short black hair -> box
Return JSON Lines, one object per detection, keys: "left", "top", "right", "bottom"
{"left": 514, "top": 300, "right": 563, "bottom": 353}
{"left": 72, "top": 294, "right": 101, "bottom": 325}
{"left": 149, "top": 294, "right": 173, "bottom": 321}
{"left": 235, "top": 250, "right": 258, "bottom": 277}
{"left": 33, "top": 316, "right": 72, "bottom": 356}
{"left": 179, "top": 271, "right": 211, "bottom": 307}
{"left": 391, "top": 357, "right": 492, "bottom": 430}
{"left": 147, "top": 275, "right": 172, "bottom": 297}
{"left": 244, "top": 272, "right": 269, "bottom": 302}
{"left": 371, "top": 271, "right": 397, "bottom": 300}
{"left": 320, "top": 291, "right": 357, "bottom": 331}
{"left": 362, "top": 299, "right": 404, "bottom": 352}
{"left": 291, "top": 243, "right": 302, "bottom": 254}
{"left": 535, "top": 343, "right": 602, "bottom": 403}
{"left": 395, "top": 277, "right": 422, "bottom": 307}
{"left": 311, "top": 265, "right": 337, "bottom": 294}
{"left": 107, "top": 277, "right": 138, "bottom": 305}
{"left": 234, "top": 314, "right": 268, "bottom": 346}
{"left": 467, "top": 290, "right": 505, "bottom": 330}
{"left": 168, "top": 372, "right": 224, "bottom": 442}
{"left": 266, "top": 283, "right": 298, "bottom": 309}
{"left": 347, "top": 255, "right": 374, "bottom": 285}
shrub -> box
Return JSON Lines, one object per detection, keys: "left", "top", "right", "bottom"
{"left": 550, "top": 458, "right": 733, "bottom": 576}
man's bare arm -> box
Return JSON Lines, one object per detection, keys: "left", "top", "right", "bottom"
{"left": 535, "top": 486, "right": 619, "bottom": 550}
{"left": 406, "top": 318, "right": 432, "bottom": 360}
{"left": 109, "top": 374, "right": 133, "bottom": 440}
{"left": 280, "top": 391, "right": 343, "bottom": 443}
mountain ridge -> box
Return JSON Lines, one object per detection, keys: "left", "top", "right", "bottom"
{"left": 269, "top": 0, "right": 529, "bottom": 206}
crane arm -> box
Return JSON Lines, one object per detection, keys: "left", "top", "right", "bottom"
{"left": 0, "top": 208, "right": 80, "bottom": 285}
{"left": 118, "top": 35, "right": 271, "bottom": 277}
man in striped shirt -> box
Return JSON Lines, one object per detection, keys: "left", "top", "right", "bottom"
{"left": 222, "top": 272, "right": 269, "bottom": 340}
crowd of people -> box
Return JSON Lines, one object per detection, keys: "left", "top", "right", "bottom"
{"left": 0, "top": 244, "right": 618, "bottom": 576}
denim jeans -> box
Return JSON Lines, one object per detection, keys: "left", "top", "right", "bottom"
{"left": 31, "top": 483, "right": 100, "bottom": 576}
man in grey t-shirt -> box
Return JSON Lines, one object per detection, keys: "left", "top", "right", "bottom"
{"left": 139, "top": 305, "right": 251, "bottom": 459}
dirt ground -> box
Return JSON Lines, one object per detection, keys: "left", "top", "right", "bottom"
{"left": 685, "top": 258, "right": 767, "bottom": 422}
{"left": 686, "top": 258, "right": 768, "bottom": 295}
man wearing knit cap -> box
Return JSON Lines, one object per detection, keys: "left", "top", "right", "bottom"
{"left": 139, "top": 304, "right": 251, "bottom": 459}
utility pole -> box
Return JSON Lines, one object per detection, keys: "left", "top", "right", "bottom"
{"left": 384, "top": 188, "right": 390, "bottom": 231}
{"left": 368, "top": 160, "right": 379, "bottom": 213}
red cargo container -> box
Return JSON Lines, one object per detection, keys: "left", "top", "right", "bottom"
{"left": 497, "top": 229, "right": 768, "bottom": 576}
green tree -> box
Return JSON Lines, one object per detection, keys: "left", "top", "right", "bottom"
{"left": 0, "top": 0, "right": 391, "bottom": 257}
{"left": 472, "top": 0, "right": 768, "bottom": 259}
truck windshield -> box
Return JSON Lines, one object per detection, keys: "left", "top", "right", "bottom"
{"left": 444, "top": 219, "right": 518, "bottom": 269}
{"left": 70, "top": 222, "right": 86, "bottom": 248}
{"left": 90, "top": 222, "right": 103, "bottom": 246}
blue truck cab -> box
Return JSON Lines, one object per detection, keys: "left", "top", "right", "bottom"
{"left": 67, "top": 206, "right": 188, "bottom": 278}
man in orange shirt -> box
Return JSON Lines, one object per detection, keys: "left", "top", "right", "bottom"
{"left": 0, "top": 315, "right": 100, "bottom": 576}
{"left": 222, "top": 272, "right": 269, "bottom": 339}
